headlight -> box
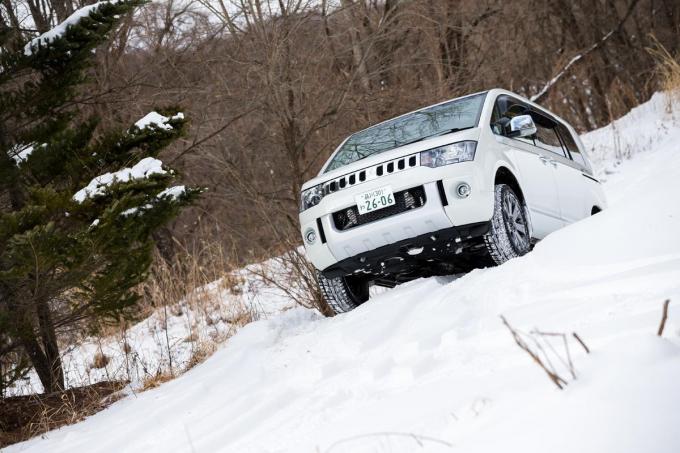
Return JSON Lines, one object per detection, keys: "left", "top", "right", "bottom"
{"left": 420, "top": 141, "right": 477, "bottom": 168}
{"left": 300, "top": 185, "right": 324, "bottom": 212}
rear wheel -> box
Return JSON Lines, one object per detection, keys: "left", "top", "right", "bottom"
{"left": 317, "top": 272, "right": 370, "bottom": 314}
{"left": 483, "top": 183, "right": 531, "bottom": 265}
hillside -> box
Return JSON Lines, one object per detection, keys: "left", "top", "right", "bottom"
{"left": 5, "top": 93, "right": 680, "bottom": 453}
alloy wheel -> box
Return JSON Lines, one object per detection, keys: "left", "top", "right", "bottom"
{"left": 501, "top": 190, "right": 529, "bottom": 253}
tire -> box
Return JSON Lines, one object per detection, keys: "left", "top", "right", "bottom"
{"left": 483, "top": 183, "right": 531, "bottom": 265}
{"left": 317, "top": 271, "right": 370, "bottom": 315}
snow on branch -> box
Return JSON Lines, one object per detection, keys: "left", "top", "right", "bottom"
{"left": 157, "top": 185, "right": 186, "bottom": 200}
{"left": 133, "top": 111, "right": 185, "bottom": 132}
{"left": 73, "top": 157, "right": 166, "bottom": 203}
{"left": 529, "top": 51, "right": 593, "bottom": 103}
{"left": 24, "top": 0, "right": 124, "bottom": 56}
{"left": 8, "top": 144, "right": 35, "bottom": 164}
{"left": 119, "top": 186, "right": 187, "bottom": 217}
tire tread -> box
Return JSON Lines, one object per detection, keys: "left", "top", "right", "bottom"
{"left": 483, "top": 183, "right": 530, "bottom": 265}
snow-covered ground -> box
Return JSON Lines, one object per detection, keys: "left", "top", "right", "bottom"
{"left": 6, "top": 93, "right": 680, "bottom": 453}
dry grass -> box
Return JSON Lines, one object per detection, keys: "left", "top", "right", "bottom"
{"left": 0, "top": 381, "right": 126, "bottom": 448}
{"left": 247, "top": 247, "right": 334, "bottom": 316}
{"left": 90, "top": 352, "right": 110, "bottom": 370}
{"left": 648, "top": 36, "right": 680, "bottom": 104}
{"left": 184, "top": 341, "right": 214, "bottom": 371}
{"left": 141, "top": 372, "right": 175, "bottom": 391}
{"left": 138, "top": 240, "right": 239, "bottom": 315}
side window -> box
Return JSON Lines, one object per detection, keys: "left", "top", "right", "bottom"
{"left": 532, "top": 113, "right": 567, "bottom": 158}
{"left": 556, "top": 123, "right": 586, "bottom": 167}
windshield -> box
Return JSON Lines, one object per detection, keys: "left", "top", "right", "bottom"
{"left": 325, "top": 92, "right": 486, "bottom": 172}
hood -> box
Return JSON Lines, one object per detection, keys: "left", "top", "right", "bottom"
{"left": 301, "top": 127, "right": 481, "bottom": 191}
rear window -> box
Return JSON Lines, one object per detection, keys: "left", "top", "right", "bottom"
{"left": 557, "top": 124, "right": 587, "bottom": 167}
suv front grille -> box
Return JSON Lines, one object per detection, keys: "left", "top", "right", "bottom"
{"left": 333, "top": 186, "right": 426, "bottom": 231}
{"left": 322, "top": 153, "right": 420, "bottom": 196}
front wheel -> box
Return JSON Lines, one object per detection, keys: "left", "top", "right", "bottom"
{"left": 317, "top": 272, "right": 370, "bottom": 315}
{"left": 483, "top": 183, "right": 531, "bottom": 265}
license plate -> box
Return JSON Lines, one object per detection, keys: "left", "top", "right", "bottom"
{"left": 355, "top": 186, "right": 395, "bottom": 215}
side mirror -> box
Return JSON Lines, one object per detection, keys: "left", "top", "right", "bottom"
{"left": 506, "top": 114, "right": 536, "bottom": 138}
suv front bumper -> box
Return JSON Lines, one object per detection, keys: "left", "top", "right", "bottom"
{"left": 300, "top": 162, "right": 494, "bottom": 271}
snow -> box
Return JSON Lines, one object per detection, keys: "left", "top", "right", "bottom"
{"left": 133, "top": 111, "right": 184, "bottom": 131}
{"left": 581, "top": 91, "right": 678, "bottom": 176}
{"left": 73, "top": 157, "right": 166, "bottom": 203}
{"left": 157, "top": 185, "right": 186, "bottom": 200}
{"left": 8, "top": 144, "right": 34, "bottom": 163}
{"left": 119, "top": 186, "right": 186, "bottom": 217}
{"left": 24, "top": 1, "right": 123, "bottom": 56}
{"left": 7, "top": 93, "right": 680, "bottom": 453}
{"left": 120, "top": 204, "right": 152, "bottom": 217}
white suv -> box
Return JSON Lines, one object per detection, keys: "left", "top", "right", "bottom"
{"left": 299, "top": 89, "right": 606, "bottom": 314}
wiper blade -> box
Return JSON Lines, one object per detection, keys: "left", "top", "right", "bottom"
{"left": 398, "top": 127, "right": 472, "bottom": 147}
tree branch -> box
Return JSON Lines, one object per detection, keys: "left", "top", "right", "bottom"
{"left": 530, "top": 0, "right": 641, "bottom": 103}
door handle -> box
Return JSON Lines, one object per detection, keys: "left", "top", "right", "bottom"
{"left": 538, "top": 155, "right": 558, "bottom": 168}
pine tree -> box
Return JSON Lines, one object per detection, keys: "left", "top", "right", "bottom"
{"left": 0, "top": 0, "right": 200, "bottom": 393}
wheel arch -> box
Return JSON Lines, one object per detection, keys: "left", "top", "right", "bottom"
{"left": 494, "top": 166, "right": 525, "bottom": 204}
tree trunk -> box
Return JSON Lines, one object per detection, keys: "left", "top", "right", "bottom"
{"left": 20, "top": 333, "right": 62, "bottom": 393}
{"left": 24, "top": 0, "right": 49, "bottom": 33}
{"left": 36, "top": 301, "right": 64, "bottom": 392}
{"left": 6, "top": 291, "right": 65, "bottom": 393}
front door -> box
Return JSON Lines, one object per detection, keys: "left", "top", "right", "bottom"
{"left": 495, "top": 134, "right": 563, "bottom": 238}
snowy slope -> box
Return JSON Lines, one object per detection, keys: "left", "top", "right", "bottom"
{"left": 6, "top": 93, "right": 680, "bottom": 453}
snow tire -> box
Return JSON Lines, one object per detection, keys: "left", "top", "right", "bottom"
{"left": 317, "top": 271, "right": 369, "bottom": 315}
{"left": 483, "top": 183, "right": 531, "bottom": 265}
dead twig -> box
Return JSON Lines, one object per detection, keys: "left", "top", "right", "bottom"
{"left": 572, "top": 332, "right": 590, "bottom": 354}
{"left": 657, "top": 299, "right": 671, "bottom": 337}
{"left": 501, "top": 316, "right": 567, "bottom": 390}
{"left": 532, "top": 330, "right": 577, "bottom": 380}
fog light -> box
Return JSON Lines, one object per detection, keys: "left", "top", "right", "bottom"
{"left": 304, "top": 228, "right": 317, "bottom": 245}
{"left": 456, "top": 183, "right": 471, "bottom": 198}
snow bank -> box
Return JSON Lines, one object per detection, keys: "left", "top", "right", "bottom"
{"left": 454, "top": 337, "right": 680, "bottom": 453}
{"left": 24, "top": 1, "right": 123, "bottom": 56}
{"left": 581, "top": 91, "right": 679, "bottom": 175}
{"left": 73, "top": 157, "right": 166, "bottom": 203}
